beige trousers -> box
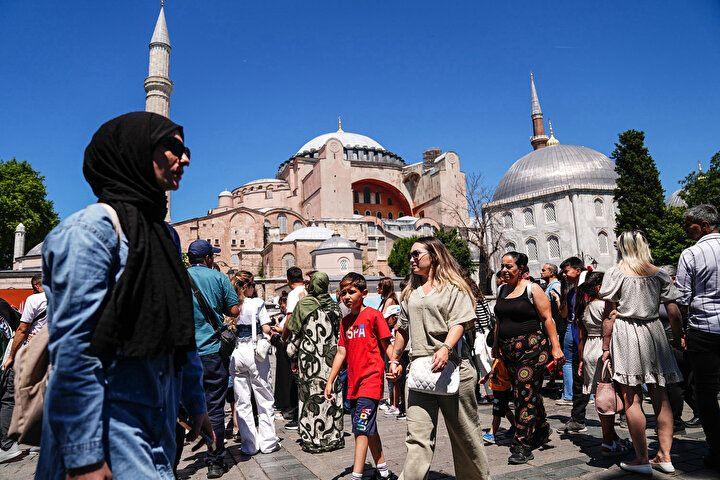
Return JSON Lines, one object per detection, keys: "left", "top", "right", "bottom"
{"left": 399, "top": 359, "right": 491, "bottom": 480}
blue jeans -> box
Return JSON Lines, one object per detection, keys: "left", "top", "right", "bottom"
{"left": 562, "top": 327, "right": 576, "bottom": 401}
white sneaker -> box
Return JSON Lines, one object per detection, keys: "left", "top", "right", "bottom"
{"left": 0, "top": 443, "right": 22, "bottom": 464}
{"left": 378, "top": 402, "right": 390, "bottom": 412}
{"left": 384, "top": 406, "right": 400, "bottom": 415}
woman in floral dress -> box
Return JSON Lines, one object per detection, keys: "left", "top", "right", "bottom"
{"left": 286, "top": 272, "right": 345, "bottom": 453}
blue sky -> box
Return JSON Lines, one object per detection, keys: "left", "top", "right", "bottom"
{"left": 1, "top": 0, "right": 719, "bottom": 221}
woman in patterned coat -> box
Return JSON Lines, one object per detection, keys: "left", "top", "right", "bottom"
{"left": 286, "top": 272, "right": 345, "bottom": 453}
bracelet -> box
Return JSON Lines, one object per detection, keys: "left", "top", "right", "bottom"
{"left": 441, "top": 343, "right": 453, "bottom": 353}
{"left": 389, "top": 360, "right": 400, "bottom": 365}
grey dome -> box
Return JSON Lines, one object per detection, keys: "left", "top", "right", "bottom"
{"left": 312, "top": 234, "right": 361, "bottom": 253}
{"left": 667, "top": 189, "right": 687, "bottom": 208}
{"left": 493, "top": 144, "right": 617, "bottom": 203}
{"left": 25, "top": 243, "right": 42, "bottom": 256}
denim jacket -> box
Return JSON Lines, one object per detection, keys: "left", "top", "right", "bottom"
{"left": 36, "top": 204, "right": 205, "bottom": 477}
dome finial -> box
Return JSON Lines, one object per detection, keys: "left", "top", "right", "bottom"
{"left": 547, "top": 120, "right": 560, "bottom": 146}
{"left": 337, "top": 116, "right": 343, "bottom": 132}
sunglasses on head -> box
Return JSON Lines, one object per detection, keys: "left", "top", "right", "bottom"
{"left": 159, "top": 136, "right": 191, "bottom": 160}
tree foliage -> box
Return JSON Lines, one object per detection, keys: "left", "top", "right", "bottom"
{"left": 386, "top": 229, "right": 474, "bottom": 277}
{"left": 646, "top": 206, "right": 692, "bottom": 267}
{"left": 680, "top": 151, "right": 720, "bottom": 210}
{"left": 0, "top": 158, "right": 59, "bottom": 269}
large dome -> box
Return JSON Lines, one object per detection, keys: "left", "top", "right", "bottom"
{"left": 296, "top": 130, "right": 385, "bottom": 155}
{"left": 493, "top": 144, "right": 617, "bottom": 203}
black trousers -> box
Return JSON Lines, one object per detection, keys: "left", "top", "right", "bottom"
{"left": 666, "top": 343, "right": 697, "bottom": 425}
{"left": 0, "top": 368, "right": 14, "bottom": 450}
{"left": 201, "top": 352, "right": 228, "bottom": 465}
{"left": 571, "top": 349, "right": 590, "bottom": 424}
{"left": 686, "top": 329, "right": 720, "bottom": 457}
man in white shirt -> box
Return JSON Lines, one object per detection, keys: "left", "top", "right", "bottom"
{"left": 279, "top": 266, "right": 306, "bottom": 430}
{"left": 0, "top": 274, "right": 46, "bottom": 463}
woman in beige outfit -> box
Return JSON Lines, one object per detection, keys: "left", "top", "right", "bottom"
{"left": 389, "top": 237, "right": 491, "bottom": 480}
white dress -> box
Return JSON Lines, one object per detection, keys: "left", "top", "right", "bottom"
{"left": 230, "top": 297, "right": 279, "bottom": 455}
{"left": 599, "top": 267, "right": 683, "bottom": 387}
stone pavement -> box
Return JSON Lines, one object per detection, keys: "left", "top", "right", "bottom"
{"left": 3, "top": 395, "right": 717, "bottom": 480}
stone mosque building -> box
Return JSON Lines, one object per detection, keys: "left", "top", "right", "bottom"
{"left": 484, "top": 74, "right": 618, "bottom": 278}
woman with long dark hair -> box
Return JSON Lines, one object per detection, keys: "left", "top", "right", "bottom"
{"left": 389, "top": 237, "right": 490, "bottom": 479}
{"left": 230, "top": 271, "right": 279, "bottom": 455}
{"left": 599, "top": 231, "right": 682, "bottom": 475}
{"left": 493, "top": 251, "right": 564, "bottom": 464}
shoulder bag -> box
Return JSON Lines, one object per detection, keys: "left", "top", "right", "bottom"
{"left": 188, "top": 275, "right": 237, "bottom": 361}
{"left": 595, "top": 359, "right": 624, "bottom": 416}
{"left": 251, "top": 301, "right": 272, "bottom": 362}
{"left": 406, "top": 341, "right": 461, "bottom": 395}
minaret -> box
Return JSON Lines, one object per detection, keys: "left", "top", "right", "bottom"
{"left": 145, "top": 2, "right": 173, "bottom": 221}
{"left": 13, "top": 223, "right": 26, "bottom": 262}
{"left": 530, "top": 73, "right": 549, "bottom": 150}
{"left": 145, "top": 2, "right": 172, "bottom": 117}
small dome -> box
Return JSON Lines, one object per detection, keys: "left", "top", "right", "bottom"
{"left": 493, "top": 144, "right": 616, "bottom": 203}
{"left": 296, "top": 129, "right": 385, "bottom": 155}
{"left": 218, "top": 190, "right": 232, "bottom": 197}
{"left": 240, "top": 178, "right": 285, "bottom": 187}
{"left": 282, "top": 226, "right": 333, "bottom": 242}
{"left": 667, "top": 189, "right": 687, "bottom": 208}
{"left": 313, "top": 234, "right": 361, "bottom": 252}
{"left": 25, "top": 243, "right": 42, "bottom": 256}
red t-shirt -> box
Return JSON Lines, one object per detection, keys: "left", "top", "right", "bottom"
{"left": 338, "top": 307, "right": 392, "bottom": 400}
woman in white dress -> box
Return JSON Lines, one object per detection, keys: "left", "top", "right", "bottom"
{"left": 230, "top": 271, "right": 280, "bottom": 455}
{"left": 599, "top": 232, "right": 683, "bottom": 475}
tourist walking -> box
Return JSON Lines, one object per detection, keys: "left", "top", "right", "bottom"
{"left": 389, "top": 237, "right": 491, "bottom": 479}
{"left": 377, "top": 277, "right": 401, "bottom": 414}
{"left": 230, "top": 271, "right": 280, "bottom": 456}
{"left": 599, "top": 231, "right": 683, "bottom": 475}
{"left": 466, "top": 276, "right": 494, "bottom": 402}
{"left": 556, "top": 258, "right": 586, "bottom": 417}
{"left": 576, "top": 272, "right": 631, "bottom": 456}
{"left": 188, "top": 239, "right": 241, "bottom": 477}
{"left": 36, "top": 112, "right": 212, "bottom": 479}
{"left": 286, "top": 271, "right": 345, "bottom": 453}
{"left": 676, "top": 204, "right": 720, "bottom": 471}
{"left": 493, "top": 251, "right": 564, "bottom": 464}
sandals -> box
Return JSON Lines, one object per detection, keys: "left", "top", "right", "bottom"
{"left": 601, "top": 438, "right": 632, "bottom": 456}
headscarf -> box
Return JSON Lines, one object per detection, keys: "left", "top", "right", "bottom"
{"left": 83, "top": 111, "right": 195, "bottom": 357}
{"left": 287, "top": 272, "right": 342, "bottom": 333}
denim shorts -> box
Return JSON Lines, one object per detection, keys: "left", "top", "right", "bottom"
{"left": 350, "top": 397, "right": 378, "bottom": 436}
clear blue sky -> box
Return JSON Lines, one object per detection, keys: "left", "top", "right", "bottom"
{"left": 2, "top": 0, "right": 719, "bottom": 221}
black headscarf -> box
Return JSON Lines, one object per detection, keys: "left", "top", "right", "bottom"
{"left": 83, "top": 111, "right": 195, "bottom": 357}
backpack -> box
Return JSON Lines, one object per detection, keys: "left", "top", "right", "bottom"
{"left": 8, "top": 204, "right": 122, "bottom": 446}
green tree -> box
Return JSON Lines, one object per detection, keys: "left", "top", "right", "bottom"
{"left": 612, "top": 130, "right": 666, "bottom": 235}
{"left": 435, "top": 228, "right": 474, "bottom": 274}
{"left": 647, "top": 206, "right": 692, "bottom": 267}
{"left": 387, "top": 236, "right": 416, "bottom": 277}
{"left": 681, "top": 151, "right": 720, "bottom": 210}
{"left": 0, "top": 158, "right": 59, "bottom": 269}
{"left": 386, "top": 229, "right": 474, "bottom": 277}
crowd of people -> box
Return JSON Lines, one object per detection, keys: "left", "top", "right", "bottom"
{"left": 0, "top": 111, "right": 718, "bottom": 480}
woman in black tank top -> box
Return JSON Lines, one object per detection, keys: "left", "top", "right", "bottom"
{"left": 492, "top": 252, "right": 565, "bottom": 465}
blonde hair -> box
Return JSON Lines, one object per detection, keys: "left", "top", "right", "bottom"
{"left": 401, "top": 236, "right": 475, "bottom": 301}
{"left": 231, "top": 270, "right": 256, "bottom": 312}
{"left": 616, "top": 231, "right": 655, "bottom": 275}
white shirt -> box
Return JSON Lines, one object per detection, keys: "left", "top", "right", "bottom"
{"left": 20, "top": 292, "right": 48, "bottom": 340}
{"left": 281, "top": 285, "right": 306, "bottom": 328}
{"left": 237, "top": 297, "right": 271, "bottom": 327}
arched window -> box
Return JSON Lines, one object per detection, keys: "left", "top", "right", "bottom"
{"left": 523, "top": 208, "right": 535, "bottom": 227}
{"left": 544, "top": 203, "right": 556, "bottom": 223}
{"left": 230, "top": 254, "right": 240, "bottom": 266}
{"left": 505, "top": 242, "right": 516, "bottom": 251}
{"left": 363, "top": 187, "right": 371, "bottom": 204}
{"left": 353, "top": 190, "right": 359, "bottom": 203}
{"left": 598, "top": 231, "right": 609, "bottom": 254}
{"left": 547, "top": 236, "right": 561, "bottom": 259}
{"left": 278, "top": 214, "right": 287, "bottom": 234}
{"left": 594, "top": 198, "right": 604, "bottom": 217}
{"left": 399, "top": 211, "right": 405, "bottom": 218}
{"left": 354, "top": 210, "right": 359, "bottom": 215}
{"left": 293, "top": 220, "right": 303, "bottom": 231}
{"left": 375, "top": 192, "right": 381, "bottom": 204}
{"left": 502, "top": 212, "right": 513, "bottom": 229}
{"left": 387, "top": 197, "right": 393, "bottom": 206}
{"left": 526, "top": 239, "right": 538, "bottom": 261}
{"left": 265, "top": 190, "right": 273, "bottom": 199}
{"left": 388, "top": 212, "right": 394, "bottom": 220}
{"left": 338, "top": 257, "right": 350, "bottom": 272}
{"left": 282, "top": 253, "right": 295, "bottom": 270}
{"left": 376, "top": 212, "right": 383, "bottom": 219}
{"left": 365, "top": 210, "right": 371, "bottom": 216}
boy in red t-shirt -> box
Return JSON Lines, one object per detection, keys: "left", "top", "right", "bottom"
{"left": 325, "top": 272, "right": 395, "bottom": 480}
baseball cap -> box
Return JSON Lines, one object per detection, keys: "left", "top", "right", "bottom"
{"left": 383, "top": 304, "right": 401, "bottom": 318}
{"left": 188, "top": 239, "right": 221, "bottom": 257}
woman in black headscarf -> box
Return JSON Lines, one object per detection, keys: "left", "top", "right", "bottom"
{"left": 37, "top": 112, "right": 212, "bottom": 480}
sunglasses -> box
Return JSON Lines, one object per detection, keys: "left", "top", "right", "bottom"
{"left": 409, "top": 250, "right": 428, "bottom": 261}
{"left": 159, "top": 136, "right": 191, "bottom": 160}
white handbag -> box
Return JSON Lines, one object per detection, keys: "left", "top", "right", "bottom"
{"left": 251, "top": 313, "right": 271, "bottom": 361}
{"left": 407, "top": 343, "right": 461, "bottom": 395}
